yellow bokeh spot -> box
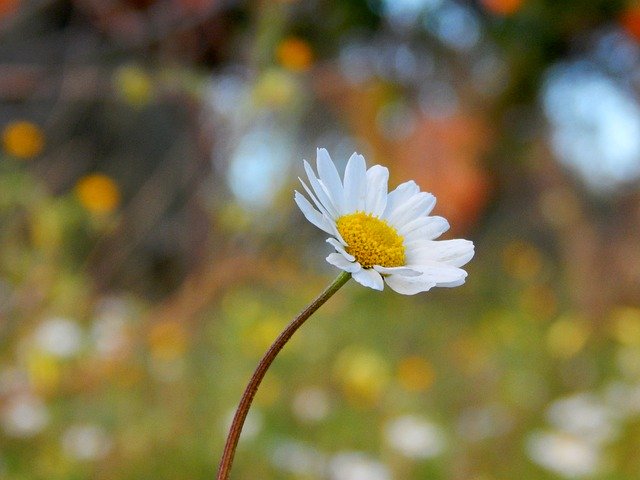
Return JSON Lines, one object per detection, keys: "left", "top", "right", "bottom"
{"left": 148, "top": 320, "right": 188, "bottom": 361}
{"left": 610, "top": 307, "right": 640, "bottom": 346}
{"left": 2, "top": 121, "right": 45, "bottom": 158}
{"left": 114, "top": 65, "right": 154, "bottom": 107}
{"left": 217, "top": 203, "right": 252, "bottom": 233}
{"left": 449, "top": 336, "right": 492, "bottom": 374}
{"left": 75, "top": 174, "right": 121, "bottom": 214}
{"left": 254, "top": 374, "right": 282, "bottom": 407}
{"left": 546, "top": 316, "right": 590, "bottom": 359}
{"left": 27, "top": 352, "right": 61, "bottom": 393}
{"left": 519, "top": 284, "right": 557, "bottom": 320}
{"left": 276, "top": 37, "right": 313, "bottom": 72}
{"left": 241, "top": 316, "right": 284, "bottom": 358}
{"left": 337, "top": 212, "right": 405, "bottom": 268}
{"left": 333, "top": 347, "right": 390, "bottom": 406}
{"left": 31, "top": 206, "right": 63, "bottom": 252}
{"left": 502, "top": 241, "right": 543, "bottom": 281}
{"left": 397, "top": 356, "right": 435, "bottom": 392}
{"left": 253, "top": 69, "right": 299, "bottom": 108}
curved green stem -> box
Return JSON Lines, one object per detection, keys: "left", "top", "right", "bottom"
{"left": 216, "top": 271, "right": 351, "bottom": 480}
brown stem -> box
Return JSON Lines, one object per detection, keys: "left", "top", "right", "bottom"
{"left": 216, "top": 271, "right": 351, "bottom": 480}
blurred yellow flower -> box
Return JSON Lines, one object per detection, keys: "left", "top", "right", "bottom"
{"left": 450, "top": 336, "right": 491, "bottom": 374}
{"left": 2, "top": 120, "right": 45, "bottom": 158}
{"left": 333, "top": 347, "right": 390, "bottom": 406}
{"left": 276, "top": 37, "right": 313, "bottom": 72}
{"left": 114, "top": 64, "right": 154, "bottom": 107}
{"left": 609, "top": 306, "right": 640, "bottom": 346}
{"left": 75, "top": 174, "right": 121, "bottom": 214}
{"left": 241, "top": 316, "right": 286, "bottom": 358}
{"left": 253, "top": 69, "right": 299, "bottom": 108}
{"left": 502, "top": 241, "right": 543, "bottom": 281}
{"left": 148, "top": 320, "right": 188, "bottom": 361}
{"left": 519, "top": 284, "right": 557, "bottom": 319}
{"left": 254, "top": 374, "right": 282, "bottom": 407}
{"left": 397, "top": 356, "right": 435, "bottom": 392}
{"left": 26, "top": 352, "right": 61, "bottom": 393}
{"left": 546, "top": 315, "right": 590, "bottom": 359}
{"left": 31, "top": 206, "right": 63, "bottom": 252}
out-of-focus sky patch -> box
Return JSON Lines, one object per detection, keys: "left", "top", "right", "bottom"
{"left": 424, "top": 1, "right": 482, "bottom": 52}
{"left": 227, "top": 125, "right": 293, "bottom": 208}
{"left": 542, "top": 60, "right": 640, "bottom": 194}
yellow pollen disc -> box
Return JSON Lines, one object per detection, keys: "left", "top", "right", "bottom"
{"left": 336, "top": 212, "right": 405, "bottom": 269}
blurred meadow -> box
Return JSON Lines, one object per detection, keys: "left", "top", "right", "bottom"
{"left": 2, "top": 0, "right": 640, "bottom": 479}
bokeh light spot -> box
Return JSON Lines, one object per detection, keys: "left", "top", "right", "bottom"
{"left": 542, "top": 62, "right": 640, "bottom": 193}
{"left": 276, "top": 37, "right": 313, "bottom": 72}
{"left": 546, "top": 316, "right": 590, "bottom": 359}
{"left": 397, "top": 356, "right": 435, "bottom": 392}
{"left": 75, "top": 174, "right": 121, "bottom": 215}
{"left": 480, "top": 0, "right": 524, "bottom": 16}
{"left": 2, "top": 121, "right": 45, "bottom": 159}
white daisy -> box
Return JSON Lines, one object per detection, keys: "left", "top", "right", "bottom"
{"left": 294, "top": 148, "right": 474, "bottom": 294}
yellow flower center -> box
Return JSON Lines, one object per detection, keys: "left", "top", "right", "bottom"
{"left": 336, "top": 212, "right": 405, "bottom": 269}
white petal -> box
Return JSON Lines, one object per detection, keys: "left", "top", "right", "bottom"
{"left": 326, "top": 237, "right": 354, "bottom": 261}
{"left": 343, "top": 152, "right": 367, "bottom": 212}
{"left": 326, "top": 253, "right": 361, "bottom": 273}
{"left": 352, "top": 268, "right": 384, "bottom": 290}
{"left": 407, "top": 239, "right": 475, "bottom": 268}
{"left": 299, "top": 176, "right": 334, "bottom": 220}
{"left": 412, "top": 263, "right": 468, "bottom": 287}
{"left": 384, "top": 273, "right": 437, "bottom": 295}
{"left": 382, "top": 181, "right": 420, "bottom": 220}
{"left": 399, "top": 215, "right": 448, "bottom": 236}
{"left": 316, "top": 148, "right": 344, "bottom": 213}
{"left": 373, "top": 265, "right": 421, "bottom": 277}
{"left": 402, "top": 216, "right": 450, "bottom": 242}
{"left": 302, "top": 162, "right": 339, "bottom": 219}
{"left": 387, "top": 192, "right": 436, "bottom": 229}
{"left": 294, "top": 192, "right": 334, "bottom": 234}
{"left": 365, "top": 165, "right": 389, "bottom": 217}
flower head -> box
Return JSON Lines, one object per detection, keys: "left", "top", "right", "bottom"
{"left": 295, "top": 148, "right": 474, "bottom": 294}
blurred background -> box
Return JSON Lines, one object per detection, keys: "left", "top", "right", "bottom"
{"left": 1, "top": 0, "right": 640, "bottom": 478}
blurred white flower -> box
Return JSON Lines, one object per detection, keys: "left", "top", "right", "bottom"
{"left": 0, "top": 367, "right": 29, "bottom": 395}
{"left": 223, "top": 408, "right": 262, "bottom": 442}
{"left": 457, "top": 404, "right": 514, "bottom": 442}
{"left": 384, "top": 414, "right": 446, "bottom": 459}
{"left": 291, "top": 386, "right": 331, "bottom": 423}
{"left": 34, "top": 317, "right": 83, "bottom": 358}
{"left": 604, "top": 381, "right": 640, "bottom": 417}
{"left": 1, "top": 393, "right": 49, "bottom": 437}
{"left": 526, "top": 431, "right": 602, "bottom": 478}
{"left": 295, "top": 148, "right": 474, "bottom": 294}
{"left": 271, "top": 439, "right": 326, "bottom": 476}
{"left": 328, "top": 452, "right": 391, "bottom": 480}
{"left": 546, "top": 393, "right": 618, "bottom": 445}
{"left": 91, "top": 297, "right": 132, "bottom": 358}
{"left": 62, "top": 424, "right": 112, "bottom": 461}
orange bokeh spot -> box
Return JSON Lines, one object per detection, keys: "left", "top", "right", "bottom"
{"left": 0, "top": 0, "right": 20, "bottom": 19}
{"left": 480, "top": 0, "right": 524, "bottom": 16}
{"left": 622, "top": 7, "right": 640, "bottom": 42}
{"left": 75, "top": 174, "right": 121, "bottom": 214}
{"left": 148, "top": 320, "right": 188, "bottom": 360}
{"left": 276, "top": 37, "right": 313, "bottom": 72}
{"left": 2, "top": 121, "right": 45, "bottom": 159}
{"left": 397, "top": 356, "right": 435, "bottom": 392}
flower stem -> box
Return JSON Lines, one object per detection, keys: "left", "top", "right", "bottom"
{"left": 216, "top": 271, "right": 351, "bottom": 480}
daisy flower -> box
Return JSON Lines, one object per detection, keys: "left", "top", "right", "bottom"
{"left": 294, "top": 148, "right": 475, "bottom": 294}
